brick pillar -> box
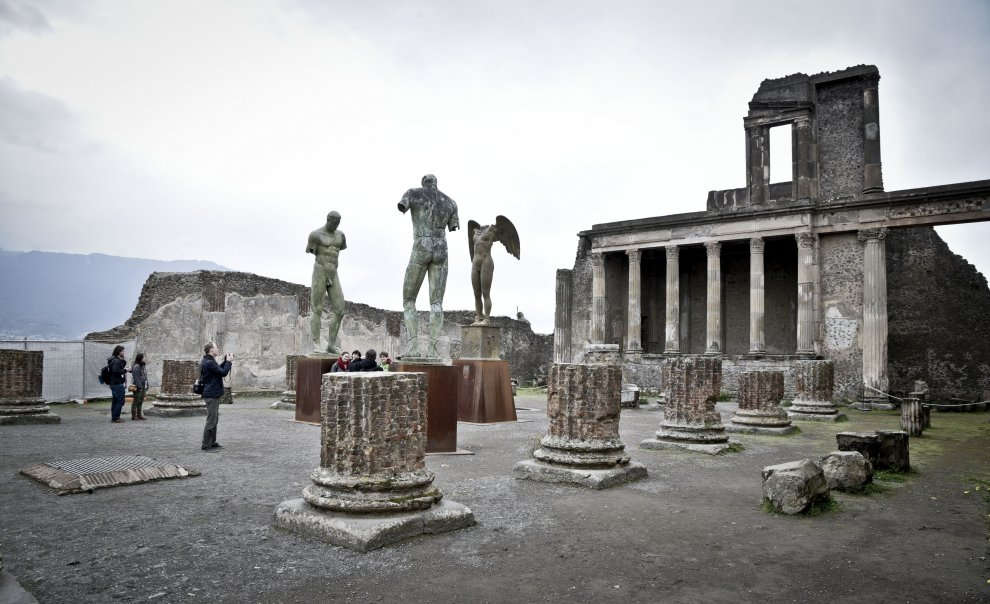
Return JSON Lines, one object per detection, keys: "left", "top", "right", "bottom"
{"left": 641, "top": 356, "right": 732, "bottom": 453}
{"left": 749, "top": 237, "right": 766, "bottom": 354}
{"left": 795, "top": 232, "right": 817, "bottom": 355}
{"left": 514, "top": 363, "right": 646, "bottom": 489}
{"left": 664, "top": 245, "right": 680, "bottom": 353}
{"left": 787, "top": 359, "right": 845, "bottom": 422}
{"left": 0, "top": 349, "right": 59, "bottom": 425}
{"left": 728, "top": 370, "right": 794, "bottom": 434}
{"left": 705, "top": 241, "right": 722, "bottom": 354}
{"left": 147, "top": 359, "right": 207, "bottom": 417}
{"left": 626, "top": 249, "right": 643, "bottom": 356}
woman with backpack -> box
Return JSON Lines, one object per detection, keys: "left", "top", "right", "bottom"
{"left": 106, "top": 345, "right": 128, "bottom": 423}
{"left": 130, "top": 353, "right": 149, "bottom": 420}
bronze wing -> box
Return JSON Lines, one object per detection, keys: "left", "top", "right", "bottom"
{"left": 467, "top": 220, "right": 481, "bottom": 261}
{"left": 495, "top": 215, "right": 520, "bottom": 260}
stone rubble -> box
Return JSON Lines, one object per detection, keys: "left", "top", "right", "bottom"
{"left": 761, "top": 458, "right": 830, "bottom": 515}
{"left": 819, "top": 451, "right": 873, "bottom": 492}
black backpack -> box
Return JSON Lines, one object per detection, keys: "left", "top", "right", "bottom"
{"left": 99, "top": 361, "right": 112, "bottom": 385}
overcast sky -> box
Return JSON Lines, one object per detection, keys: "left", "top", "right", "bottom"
{"left": 1, "top": 0, "right": 988, "bottom": 333}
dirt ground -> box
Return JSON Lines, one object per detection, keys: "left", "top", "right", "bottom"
{"left": 1, "top": 393, "right": 988, "bottom": 603}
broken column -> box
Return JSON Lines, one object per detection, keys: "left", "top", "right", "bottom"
{"left": 272, "top": 354, "right": 300, "bottom": 410}
{"left": 640, "top": 356, "right": 734, "bottom": 454}
{"left": 787, "top": 359, "right": 846, "bottom": 422}
{"left": 514, "top": 363, "right": 646, "bottom": 489}
{"left": 146, "top": 360, "right": 207, "bottom": 417}
{"left": 0, "top": 350, "right": 60, "bottom": 425}
{"left": 726, "top": 370, "right": 796, "bottom": 435}
{"left": 274, "top": 373, "right": 474, "bottom": 552}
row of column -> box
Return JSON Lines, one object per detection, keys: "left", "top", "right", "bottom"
{"left": 591, "top": 231, "right": 829, "bottom": 356}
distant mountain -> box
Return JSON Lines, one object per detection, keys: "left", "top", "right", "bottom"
{"left": 0, "top": 250, "right": 228, "bottom": 340}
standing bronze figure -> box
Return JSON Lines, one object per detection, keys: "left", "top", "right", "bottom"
{"left": 467, "top": 216, "right": 520, "bottom": 326}
{"left": 306, "top": 211, "right": 346, "bottom": 354}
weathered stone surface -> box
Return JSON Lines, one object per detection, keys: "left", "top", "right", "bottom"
{"left": 0, "top": 350, "right": 60, "bottom": 425}
{"left": 275, "top": 372, "right": 474, "bottom": 551}
{"left": 788, "top": 360, "right": 846, "bottom": 422}
{"left": 835, "top": 432, "right": 881, "bottom": 467}
{"left": 761, "top": 459, "right": 830, "bottom": 515}
{"left": 641, "top": 356, "right": 735, "bottom": 454}
{"left": 280, "top": 354, "right": 301, "bottom": 404}
{"left": 273, "top": 498, "right": 474, "bottom": 553}
{"left": 620, "top": 384, "right": 640, "bottom": 408}
{"left": 728, "top": 370, "right": 796, "bottom": 435}
{"left": 459, "top": 324, "right": 502, "bottom": 359}
{"left": 876, "top": 430, "right": 910, "bottom": 472}
{"left": 819, "top": 451, "right": 873, "bottom": 492}
{"left": 147, "top": 359, "right": 206, "bottom": 416}
{"left": 515, "top": 363, "right": 645, "bottom": 489}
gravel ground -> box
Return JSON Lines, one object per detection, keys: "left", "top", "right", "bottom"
{"left": 1, "top": 394, "right": 988, "bottom": 603}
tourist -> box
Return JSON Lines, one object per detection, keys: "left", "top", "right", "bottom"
{"left": 129, "top": 353, "right": 149, "bottom": 420}
{"left": 351, "top": 349, "right": 362, "bottom": 363}
{"left": 106, "top": 345, "right": 128, "bottom": 423}
{"left": 348, "top": 349, "right": 383, "bottom": 372}
{"left": 331, "top": 351, "right": 351, "bottom": 372}
{"left": 199, "top": 342, "right": 232, "bottom": 451}
{"left": 379, "top": 352, "right": 392, "bottom": 371}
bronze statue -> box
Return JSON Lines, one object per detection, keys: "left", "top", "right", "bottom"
{"left": 398, "top": 174, "right": 459, "bottom": 358}
{"left": 467, "top": 216, "right": 520, "bottom": 326}
{"left": 306, "top": 211, "right": 346, "bottom": 354}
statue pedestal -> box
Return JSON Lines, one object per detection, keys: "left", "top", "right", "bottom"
{"left": 454, "top": 325, "right": 516, "bottom": 423}
{"left": 395, "top": 359, "right": 458, "bottom": 453}
{"left": 295, "top": 355, "right": 335, "bottom": 423}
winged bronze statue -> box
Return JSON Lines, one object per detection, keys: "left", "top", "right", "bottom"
{"left": 467, "top": 216, "right": 520, "bottom": 326}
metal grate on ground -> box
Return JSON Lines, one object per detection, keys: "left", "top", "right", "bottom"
{"left": 20, "top": 455, "right": 200, "bottom": 495}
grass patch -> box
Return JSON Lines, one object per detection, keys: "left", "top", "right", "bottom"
{"left": 517, "top": 386, "right": 547, "bottom": 396}
{"left": 875, "top": 468, "right": 918, "bottom": 483}
{"left": 717, "top": 391, "right": 733, "bottom": 402}
{"left": 846, "top": 481, "right": 889, "bottom": 496}
{"left": 720, "top": 442, "right": 745, "bottom": 454}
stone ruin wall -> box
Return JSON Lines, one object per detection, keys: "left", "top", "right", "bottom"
{"left": 87, "top": 271, "right": 553, "bottom": 392}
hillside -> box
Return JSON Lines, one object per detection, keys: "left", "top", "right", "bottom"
{"left": 0, "top": 250, "right": 228, "bottom": 339}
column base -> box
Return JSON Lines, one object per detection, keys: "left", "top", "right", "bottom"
{"left": 725, "top": 423, "right": 798, "bottom": 436}
{"left": 273, "top": 498, "right": 475, "bottom": 553}
{"left": 145, "top": 401, "right": 208, "bottom": 417}
{"left": 0, "top": 412, "right": 61, "bottom": 425}
{"left": 853, "top": 399, "right": 897, "bottom": 411}
{"left": 787, "top": 409, "right": 847, "bottom": 422}
{"left": 640, "top": 437, "right": 737, "bottom": 455}
{"left": 513, "top": 458, "right": 647, "bottom": 489}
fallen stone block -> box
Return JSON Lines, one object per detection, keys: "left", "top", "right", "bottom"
{"left": 819, "top": 451, "right": 873, "bottom": 492}
{"left": 835, "top": 432, "right": 881, "bottom": 467}
{"left": 876, "top": 430, "right": 910, "bottom": 472}
{"left": 761, "top": 458, "right": 830, "bottom": 515}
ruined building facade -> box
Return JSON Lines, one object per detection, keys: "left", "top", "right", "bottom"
{"left": 554, "top": 65, "right": 990, "bottom": 402}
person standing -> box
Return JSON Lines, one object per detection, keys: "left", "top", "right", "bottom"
{"left": 107, "top": 345, "right": 128, "bottom": 423}
{"left": 200, "top": 343, "right": 232, "bottom": 451}
{"left": 348, "top": 349, "right": 383, "bottom": 372}
{"left": 130, "top": 353, "right": 149, "bottom": 420}
{"left": 379, "top": 352, "right": 393, "bottom": 371}
{"left": 330, "top": 351, "right": 351, "bottom": 372}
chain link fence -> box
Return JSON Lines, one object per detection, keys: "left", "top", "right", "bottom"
{"left": 0, "top": 339, "right": 134, "bottom": 401}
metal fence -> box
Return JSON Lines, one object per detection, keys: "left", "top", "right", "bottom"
{"left": 0, "top": 339, "right": 134, "bottom": 401}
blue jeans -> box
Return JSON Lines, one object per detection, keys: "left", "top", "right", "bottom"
{"left": 110, "top": 384, "right": 126, "bottom": 420}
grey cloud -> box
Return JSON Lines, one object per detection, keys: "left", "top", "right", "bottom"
{"left": 0, "top": 78, "right": 89, "bottom": 153}
{"left": 0, "top": 0, "right": 51, "bottom": 35}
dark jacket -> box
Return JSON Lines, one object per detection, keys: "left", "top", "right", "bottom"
{"left": 131, "top": 363, "right": 148, "bottom": 390}
{"left": 107, "top": 356, "right": 127, "bottom": 386}
{"left": 200, "top": 355, "right": 232, "bottom": 399}
{"left": 348, "top": 358, "right": 382, "bottom": 372}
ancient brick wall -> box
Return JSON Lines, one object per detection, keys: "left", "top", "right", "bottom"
{"left": 887, "top": 226, "right": 990, "bottom": 398}
{"left": 817, "top": 79, "right": 865, "bottom": 201}
{"left": 161, "top": 360, "right": 199, "bottom": 394}
{"left": 820, "top": 232, "right": 864, "bottom": 401}
{"left": 0, "top": 349, "right": 43, "bottom": 398}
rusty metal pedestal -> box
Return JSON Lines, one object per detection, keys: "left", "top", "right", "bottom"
{"left": 395, "top": 359, "right": 458, "bottom": 453}
{"left": 295, "top": 356, "right": 334, "bottom": 424}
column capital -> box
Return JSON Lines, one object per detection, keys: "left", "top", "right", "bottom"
{"left": 750, "top": 237, "right": 765, "bottom": 253}
{"left": 665, "top": 245, "right": 679, "bottom": 261}
{"left": 795, "top": 232, "right": 817, "bottom": 248}
{"left": 625, "top": 248, "right": 641, "bottom": 262}
{"left": 857, "top": 227, "right": 887, "bottom": 242}
{"left": 704, "top": 240, "right": 721, "bottom": 254}
{"left": 590, "top": 250, "right": 605, "bottom": 265}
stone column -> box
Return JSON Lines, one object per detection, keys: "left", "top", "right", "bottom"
{"left": 626, "top": 249, "right": 643, "bottom": 357}
{"left": 796, "top": 232, "right": 817, "bottom": 356}
{"left": 746, "top": 125, "right": 770, "bottom": 205}
{"left": 0, "top": 349, "right": 59, "bottom": 425}
{"left": 641, "top": 356, "right": 733, "bottom": 454}
{"left": 590, "top": 252, "right": 607, "bottom": 345}
{"left": 858, "top": 228, "right": 890, "bottom": 409}
{"left": 862, "top": 75, "right": 884, "bottom": 194}
{"left": 793, "top": 116, "right": 817, "bottom": 200}
{"left": 705, "top": 241, "right": 722, "bottom": 354}
{"left": 787, "top": 359, "right": 846, "bottom": 422}
{"left": 514, "top": 364, "right": 646, "bottom": 489}
{"left": 274, "top": 373, "right": 474, "bottom": 551}
{"left": 273, "top": 354, "right": 301, "bottom": 409}
{"left": 727, "top": 370, "right": 795, "bottom": 435}
{"left": 664, "top": 245, "right": 680, "bottom": 353}
{"left": 553, "top": 269, "right": 573, "bottom": 363}
{"left": 748, "top": 237, "right": 766, "bottom": 355}
{"left": 147, "top": 359, "right": 207, "bottom": 417}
